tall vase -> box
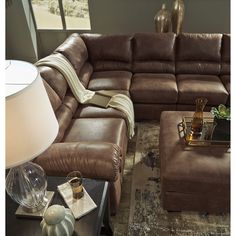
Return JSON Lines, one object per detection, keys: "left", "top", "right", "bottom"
{"left": 154, "top": 4, "right": 172, "bottom": 33}
{"left": 190, "top": 98, "right": 208, "bottom": 137}
{"left": 171, "top": 0, "right": 185, "bottom": 34}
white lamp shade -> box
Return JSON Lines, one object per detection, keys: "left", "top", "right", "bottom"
{"left": 6, "top": 60, "right": 59, "bottom": 168}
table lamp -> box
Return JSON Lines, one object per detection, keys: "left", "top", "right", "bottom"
{"left": 5, "top": 60, "right": 59, "bottom": 214}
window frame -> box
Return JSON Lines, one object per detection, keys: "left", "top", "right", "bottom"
{"left": 28, "top": 0, "right": 91, "bottom": 32}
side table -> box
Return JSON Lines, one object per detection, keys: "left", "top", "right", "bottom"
{"left": 6, "top": 176, "right": 113, "bottom": 236}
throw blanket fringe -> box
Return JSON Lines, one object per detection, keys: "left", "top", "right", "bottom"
{"left": 108, "top": 94, "right": 135, "bottom": 138}
{"left": 35, "top": 54, "right": 135, "bottom": 138}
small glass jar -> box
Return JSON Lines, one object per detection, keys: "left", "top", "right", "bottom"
{"left": 66, "top": 171, "right": 84, "bottom": 199}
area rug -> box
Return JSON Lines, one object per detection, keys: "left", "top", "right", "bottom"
{"left": 127, "top": 121, "right": 230, "bottom": 236}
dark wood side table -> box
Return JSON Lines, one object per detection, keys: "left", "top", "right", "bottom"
{"left": 6, "top": 176, "right": 113, "bottom": 236}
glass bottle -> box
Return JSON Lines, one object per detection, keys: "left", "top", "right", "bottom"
{"left": 190, "top": 98, "right": 208, "bottom": 137}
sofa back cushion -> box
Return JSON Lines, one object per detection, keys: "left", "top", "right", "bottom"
{"left": 42, "top": 79, "right": 62, "bottom": 112}
{"left": 54, "top": 33, "right": 88, "bottom": 76}
{"left": 78, "top": 62, "right": 93, "bottom": 88}
{"left": 81, "top": 34, "right": 132, "bottom": 71}
{"left": 221, "top": 34, "right": 230, "bottom": 75}
{"left": 132, "top": 33, "right": 176, "bottom": 73}
{"left": 176, "top": 33, "right": 222, "bottom": 74}
{"left": 53, "top": 98, "right": 78, "bottom": 142}
{"left": 39, "top": 66, "right": 68, "bottom": 101}
{"left": 39, "top": 66, "right": 78, "bottom": 143}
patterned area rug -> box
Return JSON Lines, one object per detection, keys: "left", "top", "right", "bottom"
{"left": 127, "top": 121, "right": 230, "bottom": 236}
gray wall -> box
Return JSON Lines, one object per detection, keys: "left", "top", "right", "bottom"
{"left": 6, "top": 0, "right": 38, "bottom": 62}
{"left": 88, "top": 0, "right": 230, "bottom": 34}
{"left": 6, "top": 0, "right": 230, "bottom": 60}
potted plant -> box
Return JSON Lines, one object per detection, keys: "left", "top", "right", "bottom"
{"left": 211, "top": 104, "right": 230, "bottom": 141}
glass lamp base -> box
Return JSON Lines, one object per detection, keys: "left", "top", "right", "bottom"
{"left": 15, "top": 191, "right": 54, "bottom": 218}
{"left": 6, "top": 162, "right": 48, "bottom": 210}
{"left": 22, "top": 196, "right": 48, "bottom": 213}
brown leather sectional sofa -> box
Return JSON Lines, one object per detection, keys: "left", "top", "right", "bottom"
{"left": 35, "top": 33, "right": 230, "bottom": 214}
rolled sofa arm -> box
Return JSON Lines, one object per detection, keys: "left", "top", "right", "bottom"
{"left": 34, "top": 142, "right": 121, "bottom": 182}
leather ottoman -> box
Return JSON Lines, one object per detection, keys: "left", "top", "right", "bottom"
{"left": 160, "top": 111, "right": 230, "bottom": 213}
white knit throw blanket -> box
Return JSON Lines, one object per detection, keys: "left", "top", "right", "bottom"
{"left": 35, "top": 54, "right": 135, "bottom": 138}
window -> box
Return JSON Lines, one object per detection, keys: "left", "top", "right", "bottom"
{"left": 62, "top": 0, "right": 90, "bottom": 29}
{"left": 30, "top": 0, "right": 91, "bottom": 30}
{"left": 31, "top": 0, "right": 63, "bottom": 29}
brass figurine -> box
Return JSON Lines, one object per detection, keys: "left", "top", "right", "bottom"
{"left": 154, "top": 4, "right": 172, "bottom": 33}
{"left": 171, "top": 0, "right": 185, "bottom": 34}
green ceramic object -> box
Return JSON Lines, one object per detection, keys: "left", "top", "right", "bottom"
{"left": 40, "top": 205, "right": 75, "bottom": 236}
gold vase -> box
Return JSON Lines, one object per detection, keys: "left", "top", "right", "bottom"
{"left": 171, "top": 0, "right": 185, "bottom": 34}
{"left": 154, "top": 4, "right": 172, "bottom": 33}
{"left": 190, "top": 98, "right": 208, "bottom": 137}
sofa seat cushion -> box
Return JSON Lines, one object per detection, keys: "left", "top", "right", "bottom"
{"left": 74, "top": 105, "right": 127, "bottom": 120}
{"left": 74, "top": 90, "right": 130, "bottom": 119}
{"left": 98, "top": 90, "right": 130, "bottom": 97}
{"left": 130, "top": 73, "right": 178, "bottom": 104}
{"left": 88, "top": 71, "right": 132, "bottom": 91}
{"left": 177, "top": 74, "right": 228, "bottom": 105}
{"left": 63, "top": 118, "right": 127, "bottom": 156}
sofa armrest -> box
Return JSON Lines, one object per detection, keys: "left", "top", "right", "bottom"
{"left": 34, "top": 142, "right": 121, "bottom": 182}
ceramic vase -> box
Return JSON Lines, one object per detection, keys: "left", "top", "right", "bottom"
{"left": 40, "top": 205, "right": 75, "bottom": 236}
{"left": 154, "top": 4, "right": 172, "bottom": 33}
{"left": 171, "top": 0, "right": 185, "bottom": 34}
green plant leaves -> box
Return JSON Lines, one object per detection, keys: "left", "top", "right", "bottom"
{"left": 211, "top": 104, "right": 230, "bottom": 120}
